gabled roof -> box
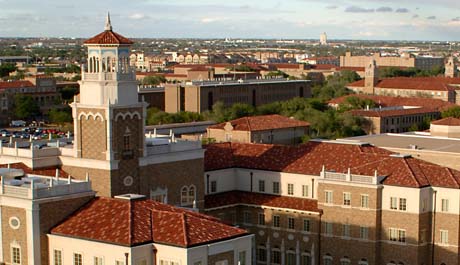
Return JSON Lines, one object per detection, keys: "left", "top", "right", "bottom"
{"left": 349, "top": 107, "right": 438, "bottom": 118}
{"left": 51, "top": 197, "right": 248, "bottom": 247}
{"left": 208, "top": 115, "right": 310, "bottom": 132}
{"left": 204, "top": 142, "right": 460, "bottom": 189}
{"left": 0, "top": 81, "right": 35, "bottom": 90}
{"left": 431, "top": 117, "right": 460, "bottom": 126}
{"left": 84, "top": 30, "right": 134, "bottom": 45}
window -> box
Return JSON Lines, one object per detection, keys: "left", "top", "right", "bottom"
{"left": 288, "top": 217, "right": 295, "bottom": 230}
{"left": 257, "top": 247, "right": 267, "bottom": 262}
{"left": 287, "top": 184, "right": 294, "bottom": 195}
{"left": 259, "top": 180, "right": 265, "bottom": 192}
{"left": 210, "top": 181, "right": 217, "bottom": 193}
{"left": 94, "top": 257, "right": 103, "bottom": 265}
{"left": 342, "top": 224, "right": 350, "bottom": 238}
{"left": 324, "top": 256, "right": 333, "bottom": 265}
{"left": 243, "top": 211, "right": 251, "bottom": 224}
{"left": 54, "top": 250, "right": 62, "bottom": 265}
{"left": 271, "top": 249, "right": 281, "bottom": 264}
{"left": 325, "top": 191, "right": 333, "bottom": 204}
{"left": 340, "top": 260, "right": 350, "bottom": 265}
{"left": 180, "top": 185, "right": 195, "bottom": 206}
{"left": 441, "top": 199, "right": 449, "bottom": 212}
{"left": 287, "top": 252, "right": 296, "bottom": 265}
{"left": 343, "top": 192, "right": 351, "bottom": 206}
{"left": 360, "top": 194, "right": 369, "bottom": 208}
{"left": 301, "top": 254, "right": 311, "bottom": 265}
{"left": 273, "top": 182, "right": 280, "bottom": 194}
{"left": 238, "top": 251, "right": 246, "bottom": 265}
{"left": 303, "top": 219, "right": 311, "bottom": 232}
{"left": 390, "top": 197, "right": 398, "bottom": 210}
{"left": 389, "top": 228, "right": 406, "bottom": 243}
{"left": 420, "top": 229, "right": 426, "bottom": 243}
{"left": 399, "top": 198, "right": 407, "bottom": 211}
{"left": 440, "top": 230, "right": 449, "bottom": 245}
{"left": 123, "top": 135, "right": 131, "bottom": 150}
{"left": 273, "top": 215, "right": 280, "bottom": 228}
{"left": 325, "top": 222, "right": 333, "bottom": 235}
{"left": 360, "top": 226, "right": 369, "bottom": 239}
{"left": 73, "top": 253, "right": 83, "bottom": 265}
{"left": 12, "top": 246, "right": 21, "bottom": 265}
{"left": 302, "top": 185, "right": 309, "bottom": 197}
{"left": 181, "top": 186, "right": 188, "bottom": 205}
{"left": 258, "top": 213, "right": 265, "bottom": 225}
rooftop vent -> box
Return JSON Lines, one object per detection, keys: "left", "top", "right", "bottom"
{"left": 114, "top": 194, "right": 146, "bottom": 201}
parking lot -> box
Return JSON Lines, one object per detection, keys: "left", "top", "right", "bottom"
{"left": 0, "top": 127, "right": 72, "bottom": 146}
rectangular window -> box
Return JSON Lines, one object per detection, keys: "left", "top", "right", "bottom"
{"left": 258, "top": 213, "right": 265, "bottom": 226}
{"left": 440, "top": 230, "right": 449, "bottom": 245}
{"left": 94, "top": 257, "right": 103, "bottom": 265}
{"left": 54, "top": 250, "right": 62, "bottom": 265}
{"left": 302, "top": 255, "right": 311, "bottom": 265}
{"left": 342, "top": 224, "right": 350, "bottom": 237}
{"left": 273, "top": 182, "right": 280, "bottom": 194}
{"left": 210, "top": 181, "right": 217, "bottom": 193}
{"left": 73, "top": 253, "right": 83, "bottom": 265}
{"left": 257, "top": 248, "right": 267, "bottom": 262}
{"left": 389, "top": 228, "right": 406, "bottom": 243}
{"left": 390, "top": 197, "right": 398, "bottom": 210}
{"left": 271, "top": 250, "right": 281, "bottom": 264}
{"left": 389, "top": 228, "right": 398, "bottom": 241}
{"left": 288, "top": 217, "right": 295, "bottom": 230}
{"left": 287, "top": 252, "right": 296, "bottom": 265}
{"left": 325, "top": 191, "right": 333, "bottom": 204}
{"left": 399, "top": 198, "right": 407, "bottom": 211}
{"left": 343, "top": 192, "right": 351, "bottom": 206}
{"left": 273, "top": 215, "right": 280, "bottom": 228}
{"left": 123, "top": 135, "right": 131, "bottom": 150}
{"left": 360, "top": 194, "right": 369, "bottom": 208}
{"left": 238, "top": 251, "right": 246, "bottom": 265}
{"left": 441, "top": 199, "right": 449, "bottom": 212}
{"left": 259, "top": 180, "right": 265, "bottom": 192}
{"left": 302, "top": 185, "right": 309, "bottom": 197}
{"left": 303, "top": 219, "right": 311, "bottom": 232}
{"left": 12, "top": 247, "right": 21, "bottom": 265}
{"left": 243, "top": 211, "right": 251, "bottom": 224}
{"left": 287, "top": 183, "right": 294, "bottom": 195}
{"left": 360, "top": 226, "right": 369, "bottom": 239}
{"left": 325, "top": 222, "right": 333, "bottom": 235}
{"left": 398, "top": 229, "right": 406, "bottom": 243}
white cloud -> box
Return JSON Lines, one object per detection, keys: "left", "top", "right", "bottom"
{"left": 129, "top": 13, "right": 147, "bottom": 20}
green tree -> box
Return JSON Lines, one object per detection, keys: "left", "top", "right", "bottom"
{"left": 14, "top": 95, "right": 40, "bottom": 119}
{"left": 442, "top": 106, "right": 460, "bottom": 118}
{"left": 338, "top": 96, "right": 377, "bottom": 112}
{"left": 142, "top": 75, "right": 166, "bottom": 86}
{"left": 48, "top": 108, "right": 72, "bottom": 124}
{"left": 0, "top": 63, "right": 17, "bottom": 77}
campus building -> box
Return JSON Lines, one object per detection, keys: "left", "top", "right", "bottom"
{"left": 204, "top": 140, "right": 460, "bottom": 265}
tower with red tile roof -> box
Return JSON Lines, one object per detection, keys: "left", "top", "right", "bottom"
{"left": 364, "top": 59, "right": 379, "bottom": 94}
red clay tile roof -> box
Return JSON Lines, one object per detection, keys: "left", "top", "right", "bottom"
{"left": 51, "top": 197, "right": 248, "bottom": 247}
{"left": 208, "top": 115, "right": 310, "bottom": 132}
{"left": 205, "top": 191, "right": 320, "bottom": 213}
{"left": 348, "top": 77, "right": 460, "bottom": 91}
{"left": 204, "top": 142, "right": 460, "bottom": 189}
{"left": 349, "top": 107, "right": 438, "bottom": 118}
{"left": 329, "top": 95, "right": 456, "bottom": 111}
{"left": 0, "top": 163, "right": 69, "bottom": 178}
{"left": 431, "top": 117, "right": 460, "bottom": 126}
{"left": 84, "top": 30, "right": 134, "bottom": 45}
{"left": 0, "top": 81, "right": 35, "bottom": 90}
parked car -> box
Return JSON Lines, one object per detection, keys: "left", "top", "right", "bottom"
{"left": 10, "top": 120, "right": 26, "bottom": 127}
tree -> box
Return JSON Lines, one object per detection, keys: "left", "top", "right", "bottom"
{"left": 48, "top": 108, "right": 72, "bottom": 124}
{"left": 0, "top": 63, "right": 17, "bottom": 78}
{"left": 442, "top": 106, "right": 460, "bottom": 118}
{"left": 142, "top": 75, "right": 166, "bottom": 86}
{"left": 14, "top": 95, "right": 40, "bottom": 119}
{"left": 338, "top": 96, "right": 377, "bottom": 112}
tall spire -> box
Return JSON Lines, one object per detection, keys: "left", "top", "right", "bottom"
{"left": 105, "top": 12, "right": 112, "bottom": 31}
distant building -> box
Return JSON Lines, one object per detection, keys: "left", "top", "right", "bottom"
{"left": 445, "top": 57, "right": 458, "bottom": 78}
{"left": 340, "top": 51, "right": 444, "bottom": 71}
{"left": 165, "top": 79, "right": 311, "bottom": 113}
{"left": 320, "top": 32, "right": 328, "bottom": 45}
{"left": 207, "top": 114, "right": 310, "bottom": 145}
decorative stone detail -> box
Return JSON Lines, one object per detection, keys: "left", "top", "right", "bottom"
{"left": 123, "top": 176, "right": 134, "bottom": 187}
{"left": 9, "top": 217, "right": 20, "bottom": 230}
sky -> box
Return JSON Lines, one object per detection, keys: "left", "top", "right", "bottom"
{"left": 1, "top": 0, "right": 460, "bottom": 41}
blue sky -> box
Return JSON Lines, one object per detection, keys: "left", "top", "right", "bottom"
{"left": 1, "top": 0, "right": 460, "bottom": 40}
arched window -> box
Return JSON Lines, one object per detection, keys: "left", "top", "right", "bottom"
{"left": 181, "top": 186, "right": 188, "bottom": 205}
{"left": 181, "top": 185, "right": 196, "bottom": 206}
{"left": 340, "top": 257, "right": 350, "bottom": 265}
{"left": 324, "top": 254, "right": 333, "bottom": 265}
{"left": 301, "top": 252, "right": 311, "bottom": 265}
{"left": 286, "top": 250, "right": 295, "bottom": 265}
{"left": 188, "top": 185, "right": 195, "bottom": 203}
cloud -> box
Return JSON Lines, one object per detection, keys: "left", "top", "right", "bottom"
{"left": 412, "top": 14, "right": 419, "bottom": 18}
{"left": 345, "top": 6, "right": 374, "bottom": 13}
{"left": 452, "top": 17, "right": 460, "bottom": 22}
{"left": 395, "top": 8, "right": 409, "bottom": 13}
{"left": 426, "top": 16, "right": 436, "bottom": 20}
{"left": 326, "top": 5, "right": 338, "bottom": 9}
{"left": 128, "top": 13, "right": 148, "bottom": 20}
{"left": 376, "top": 7, "right": 393, "bottom": 12}
{"left": 200, "top": 17, "right": 226, "bottom": 23}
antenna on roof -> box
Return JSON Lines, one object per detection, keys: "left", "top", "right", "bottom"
{"left": 105, "top": 12, "right": 112, "bottom": 31}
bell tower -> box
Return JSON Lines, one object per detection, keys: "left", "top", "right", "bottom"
{"left": 445, "top": 57, "right": 457, "bottom": 78}
{"left": 70, "top": 13, "right": 147, "bottom": 196}
{"left": 364, "top": 59, "right": 379, "bottom": 94}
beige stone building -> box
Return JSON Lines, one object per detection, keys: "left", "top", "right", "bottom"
{"left": 207, "top": 114, "right": 309, "bottom": 145}
{"left": 340, "top": 52, "right": 444, "bottom": 71}
{"left": 165, "top": 79, "right": 311, "bottom": 113}
{"left": 204, "top": 140, "right": 460, "bottom": 265}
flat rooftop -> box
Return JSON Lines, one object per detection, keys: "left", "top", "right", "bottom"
{"left": 346, "top": 133, "right": 460, "bottom": 154}
{"left": 189, "top": 78, "right": 310, "bottom": 87}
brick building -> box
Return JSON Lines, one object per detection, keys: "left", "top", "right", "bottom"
{"left": 207, "top": 115, "right": 310, "bottom": 145}
{"left": 204, "top": 140, "right": 460, "bottom": 265}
